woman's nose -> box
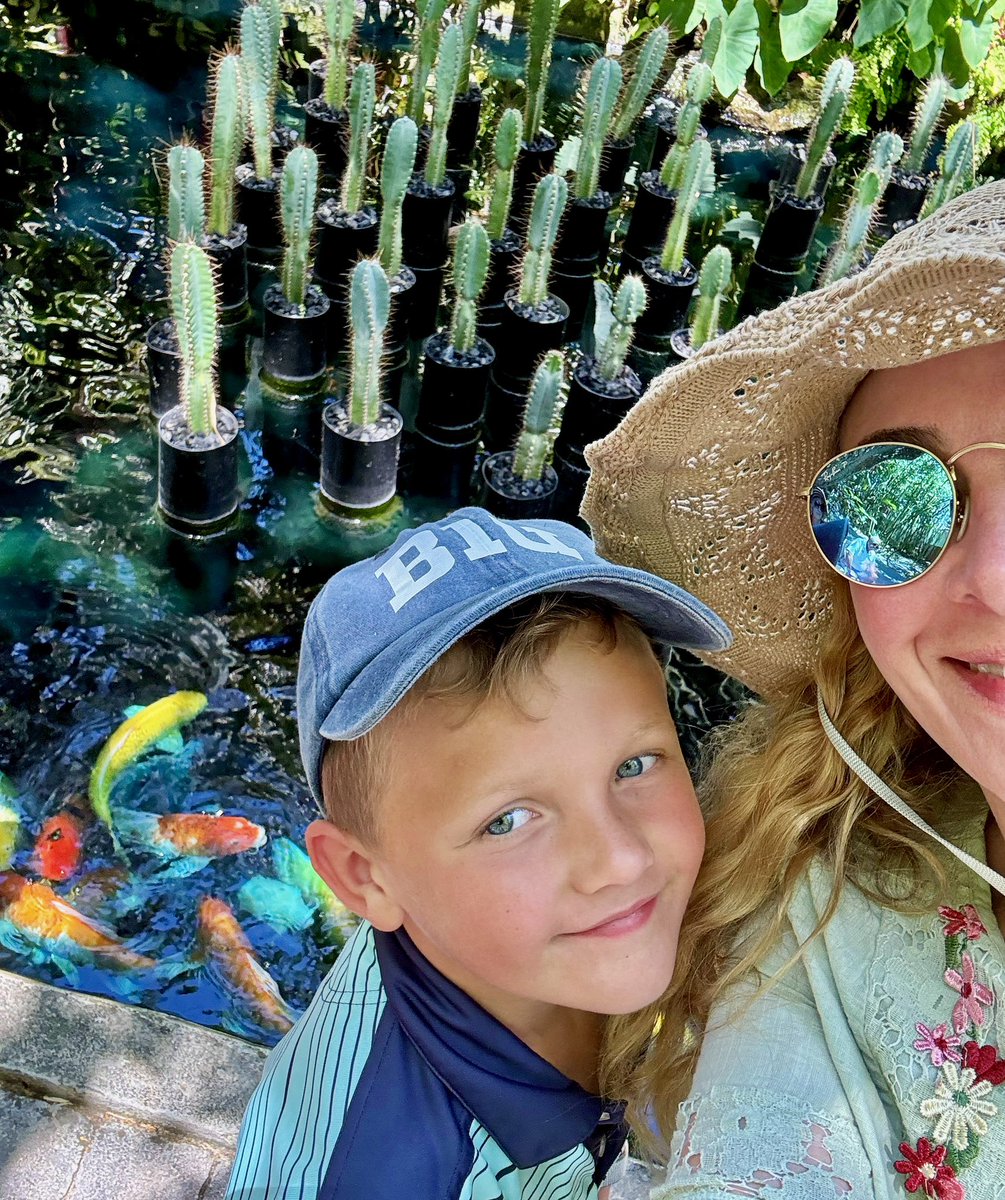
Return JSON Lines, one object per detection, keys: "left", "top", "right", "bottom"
{"left": 946, "top": 473, "right": 1005, "bottom": 614}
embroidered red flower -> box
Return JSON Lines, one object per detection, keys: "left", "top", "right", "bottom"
{"left": 945, "top": 953, "right": 995, "bottom": 1033}
{"left": 894, "top": 1138, "right": 965, "bottom": 1198}
{"left": 939, "top": 905, "right": 987, "bottom": 941}
{"left": 963, "top": 1040, "right": 1005, "bottom": 1086}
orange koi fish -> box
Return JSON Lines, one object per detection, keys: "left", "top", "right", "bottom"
{"left": 0, "top": 872, "right": 155, "bottom": 972}
{"left": 119, "top": 811, "right": 266, "bottom": 858}
{"left": 33, "top": 811, "right": 85, "bottom": 882}
{"left": 197, "top": 896, "right": 295, "bottom": 1035}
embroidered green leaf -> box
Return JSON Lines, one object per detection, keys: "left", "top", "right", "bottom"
{"left": 945, "top": 932, "right": 965, "bottom": 972}
{"left": 947, "top": 1130, "right": 981, "bottom": 1171}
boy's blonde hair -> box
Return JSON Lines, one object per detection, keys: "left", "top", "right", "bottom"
{"left": 320, "top": 592, "right": 659, "bottom": 844}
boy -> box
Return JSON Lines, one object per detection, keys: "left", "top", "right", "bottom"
{"left": 225, "top": 507, "right": 730, "bottom": 1200}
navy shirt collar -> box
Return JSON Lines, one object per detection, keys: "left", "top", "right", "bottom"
{"left": 373, "top": 927, "right": 627, "bottom": 1172}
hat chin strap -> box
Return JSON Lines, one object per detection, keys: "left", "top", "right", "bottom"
{"left": 816, "top": 691, "right": 1005, "bottom": 899}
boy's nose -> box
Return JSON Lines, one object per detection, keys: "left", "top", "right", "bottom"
{"left": 566, "top": 804, "right": 655, "bottom": 895}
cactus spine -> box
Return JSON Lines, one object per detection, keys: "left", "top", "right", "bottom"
{"left": 340, "top": 63, "right": 376, "bottom": 215}
{"left": 660, "top": 61, "right": 712, "bottom": 191}
{"left": 573, "top": 57, "right": 622, "bottom": 200}
{"left": 168, "top": 144, "right": 206, "bottom": 244}
{"left": 425, "top": 22, "right": 464, "bottom": 187}
{"left": 517, "top": 172, "right": 567, "bottom": 307}
{"left": 513, "top": 350, "right": 564, "bottom": 482}
{"left": 609, "top": 26, "right": 671, "bottom": 144}
{"left": 378, "top": 117, "right": 419, "bottom": 278}
{"left": 921, "top": 121, "right": 977, "bottom": 219}
{"left": 407, "top": 0, "right": 451, "bottom": 125}
{"left": 486, "top": 108, "right": 521, "bottom": 240}
{"left": 819, "top": 131, "right": 903, "bottom": 286}
{"left": 240, "top": 1, "right": 280, "bottom": 181}
{"left": 595, "top": 275, "right": 646, "bottom": 381}
{"left": 660, "top": 139, "right": 709, "bottom": 276}
{"left": 523, "top": 0, "right": 561, "bottom": 144}
{"left": 323, "top": 0, "right": 355, "bottom": 111}
{"left": 794, "top": 57, "right": 854, "bottom": 200}
{"left": 280, "top": 145, "right": 319, "bottom": 309}
{"left": 348, "top": 258, "right": 391, "bottom": 427}
{"left": 207, "top": 53, "right": 244, "bottom": 236}
{"left": 170, "top": 241, "right": 218, "bottom": 437}
{"left": 689, "top": 244, "right": 732, "bottom": 350}
{"left": 905, "top": 75, "right": 948, "bottom": 175}
{"left": 457, "top": 0, "right": 481, "bottom": 94}
{"left": 449, "top": 218, "right": 490, "bottom": 353}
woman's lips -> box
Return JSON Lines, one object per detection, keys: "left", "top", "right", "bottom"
{"left": 565, "top": 895, "right": 659, "bottom": 939}
{"left": 947, "top": 657, "right": 1005, "bottom": 705}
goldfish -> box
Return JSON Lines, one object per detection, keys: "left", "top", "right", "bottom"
{"left": 33, "top": 811, "right": 84, "bottom": 882}
{"left": 0, "top": 802, "right": 20, "bottom": 871}
{"left": 272, "top": 837, "right": 357, "bottom": 942}
{"left": 89, "top": 691, "right": 208, "bottom": 844}
{"left": 115, "top": 810, "right": 266, "bottom": 877}
{"left": 197, "top": 896, "right": 296, "bottom": 1036}
{"left": 0, "top": 872, "right": 155, "bottom": 974}
{"left": 238, "top": 876, "right": 315, "bottom": 933}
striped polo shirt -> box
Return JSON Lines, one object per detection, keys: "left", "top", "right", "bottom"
{"left": 225, "top": 921, "right": 628, "bottom": 1199}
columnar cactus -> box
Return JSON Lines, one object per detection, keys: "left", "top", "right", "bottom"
{"left": 573, "top": 57, "right": 622, "bottom": 200}
{"left": 513, "top": 350, "right": 564, "bottom": 482}
{"left": 689, "top": 244, "right": 732, "bottom": 350}
{"left": 594, "top": 275, "right": 646, "bottom": 381}
{"left": 660, "top": 61, "right": 712, "bottom": 192}
{"left": 207, "top": 52, "right": 244, "bottom": 237}
{"left": 168, "top": 144, "right": 206, "bottom": 244}
{"left": 794, "top": 57, "right": 855, "bottom": 200}
{"left": 819, "top": 131, "right": 903, "bottom": 286}
{"left": 660, "top": 139, "right": 709, "bottom": 276}
{"left": 280, "top": 145, "right": 319, "bottom": 309}
{"left": 425, "top": 22, "right": 464, "bottom": 188}
{"left": 905, "top": 75, "right": 948, "bottom": 175}
{"left": 523, "top": 0, "right": 561, "bottom": 144}
{"left": 407, "top": 0, "right": 451, "bottom": 126}
{"left": 486, "top": 108, "right": 522, "bottom": 240}
{"left": 240, "top": 1, "right": 281, "bottom": 181}
{"left": 920, "top": 121, "right": 977, "bottom": 219}
{"left": 457, "top": 0, "right": 481, "bottom": 94}
{"left": 323, "top": 0, "right": 356, "bottom": 111}
{"left": 609, "top": 26, "right": 671, "bottom": 144}
{"left": 449, "top": 218, "right": 490, "bottom": 353}
{"left": 517, "top": 172, "right": 568, "bottom": 307}
{"left": 378, "top": 117, "right": 419, "bottom": 278}
{"left": 170, "top": 241, "right": 219, "bottom": 437}
{"left": 340, "top": 63, "right": 376, "bottom": 216}
{"left": 348, "top": 258, "right": 391, "bottom": 427}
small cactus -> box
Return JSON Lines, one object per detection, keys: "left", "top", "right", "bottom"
{"left": 486, "top": 107, "right": 522, "bottom": 240}
{"left": 920, "top": 121, "right": 977, "bottom": 219}
{"left": 348, "top": 258, "right": 391, "bottom": 427}
{"left": 660, "top": 138, "right": 709, "bottom": 276}
{"left": 819, "top": 131, "right": 903, "bottom": 287}
{"left": 449, "top": 218, "right": 490, "bottom": 353}
{"left": 207, "top": 52, "right": 244, "bottom": 237}
{"left": 425, "top": 22, "right": 464, "bottom": 188}
{"left": 609, "top": 25, "right": 671, "bottom": 145}
{"left": 794, "top": 57, "right": 854, "bottom": 200}
{"left": 280, "top": 145, "right": 319, "bottom": 309}
{"left": 457, "top": 0, "right": 481, "bottom": 95}
{"left": 517, "top": 172, "right": 568, "bottom": 307}
{"left": 659, "top": 61, "right": 713, "bottom": 192}
{"left": 905, "top": 75, "right": 948, "bottom": 175}
{"left": 240, "top": 1, "right": 280, "bottom": 181}
{"left": 170, "top": 241, "right": 219, "bottom": 437}
{"left": 573, "top": 56, "right": 623, "bottom": 200}
{"left": 689, "top": 244, "right": 732, "bottom": 350}
{"left": 323, "top": 0, "right": 356, "bottom": 111}
{"left": 594, "top": 274, "right": 646, "bottom": 381}
{"left": 513, "top": 350, "right": 564, "bottom": 482}
{"left": 340, "top": 63, "right": 376, "bottom": 215}
{"left": 168, "top": 143, "right": 206, "bottom": 244}
{"left": 378, "top": 116, "right": 419, "bottom": 278}
{"left": 407, "top": 0, "right": 451, "bottom": 126}
{"left": 523, "top": 0, "right": 561, "bottom": 144}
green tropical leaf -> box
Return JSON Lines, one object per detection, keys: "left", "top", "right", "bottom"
{"left": 712, "top": 0, "right": 759, "bottom": 96}
{"left": 940, "top": 23, "right": 973, "bottom": 85}
{"left": 908, "top": 42, "right": 936, "bottom": 74}
{"left": 754, "top": 0, "right": 791, "bottom": 93}
{"left": 906, "top": 0, "right": 935, "bottom": 49}
{"left": 662, "top": 0, "right": 722, "bottom": 34}
{"left": 960, "top": 13, "right": 997, "bottom": 66}
{"left": 779, "top": 0, "right": 838, "bottom": 61}
{"left": 854, "top": 0, "right": 907, "bottom": 47}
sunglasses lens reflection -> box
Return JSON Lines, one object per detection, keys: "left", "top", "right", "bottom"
{"left": 809, "top": 445, "right": 956, "bottom": 586}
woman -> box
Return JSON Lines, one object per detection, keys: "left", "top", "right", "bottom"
{"left": 584, "top": 180, "right": 1005, "bottom": 1197}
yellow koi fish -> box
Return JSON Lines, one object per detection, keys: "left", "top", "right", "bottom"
{"left": 89, "top": 691, "right": 208, "bottom": 843}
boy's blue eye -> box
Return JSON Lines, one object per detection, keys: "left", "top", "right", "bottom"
{"left": 484, "top": 808, "right": 534, "bottom": 837}
{"left": 616, "top": 753, "right": 660, "bottom": 779}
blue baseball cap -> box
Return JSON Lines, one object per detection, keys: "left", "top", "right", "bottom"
{"left": 297, "top": 507, "right": 731, "bottom": 805}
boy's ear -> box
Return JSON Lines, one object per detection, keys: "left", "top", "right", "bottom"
{"left": 305, "top": 819, "right": 405, "bottom": 933}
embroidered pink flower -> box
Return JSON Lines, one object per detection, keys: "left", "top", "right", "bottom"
{"left": 939, "top": 904, "right": 987, "bottom": 941}
{"left": 963, "top": 1041, "right": 1005, "bottom": 1086}
{"left": 944, "top": 953, "right": 994, "bottom": 1033}
{"left": 914, "top": 1023, "right": 962, "bottom": 1066}
{"left": 894, "top": 1138, "right": 965, "bottom": 1198}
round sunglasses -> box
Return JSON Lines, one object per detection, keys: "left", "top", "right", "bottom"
{"left": 805, "top": 440, "right": 1005, "bottom": 588}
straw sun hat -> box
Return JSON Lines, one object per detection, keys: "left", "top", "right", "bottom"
{"left": 581, "top": 178, "right": 1005, "bottom": 700}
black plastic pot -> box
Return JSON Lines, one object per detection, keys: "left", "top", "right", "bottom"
{"left": 259, "top": 381, "right": 322, "bottom": 476}
{"left": 384, "top": 268, "right": 417, "bottom": 408}
{"left": 881, "top": 166, "right": 929, "bottom": 234}
{"left": 306, "top": 57, "right": 326, "bottom": 101}
{"left": 736, "top": 260, "right": 802, "bottom": 320}
{"left": 402, "top": 177, "right": 455, "bottom": 338}
{"left": 651, "top": 109, "right": 706, "bottom": 174}
{"left": 552, "top": 192, "right": 613, "bottom": 340}
{"left": 598, "top": 137, "right": 634, "bottom": 199}
{"left": 715, "top": 128, "right": 782, "bottom": 204}
{"left": 621, "top": 172, "right": 676, "bottom": 277}
{"left": 203, "top": 224, "right": 250, "bottom": 322}
{"left": 315, "top": 202, "right": 379, "bottom": 355}
{"left": 552, "top": 443, "right": 592, "bottom": 525}
{"left": 665, "top": 327, "right": 694, "bottom": 367}
{"left": 492, "top": 289, "right": 570, "bottom": 386}
{"left": 555, "top": 356, "right": 642, "bottom": 460}
{"left": 755, "top": 188, "right": 824, "bottom": 272}
{"left": 303, "top": 99, "right": 349, "bottom": 191}
{"left": 775, "top": 140, "right": 836, "bottom": 201}
{"left": 417, "top": 332, "right": 495, "bottom": 440}
{"left": 512, "top": 134, "right": 558, "bottom": 226}
{"left": 406, "top": 430, "right": 479, "bottom": 509}
{"left": 446, "top": 85, "right": 482, "bottom": 169}
{"left": 261, "top": 283, "right": 331, "bottom": 390}
{"left": 448, "top": 167, "right": 472, "bottom": 222}
{"left": 629, "top": 258, "right": 698, "bottom": 386}
{"left": 320, "top": 399, "right": 403, "bottom": 511}
{"left": 271, "top": 125, "right": 300, "bottom": 168}
{"left": 480, "top": 451, "right": 557, "bottom": 519}
{"left": 146, "top": 318, "right": 181, "bottom": 418}
{"left": 235, "top": 165, "right": 282, "bottom": 256}
{"left": 157, "top": 405, "right": 240, "bottom": 532}
{"left": 478, "top": 229, "right": 521, "bottom": 344}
